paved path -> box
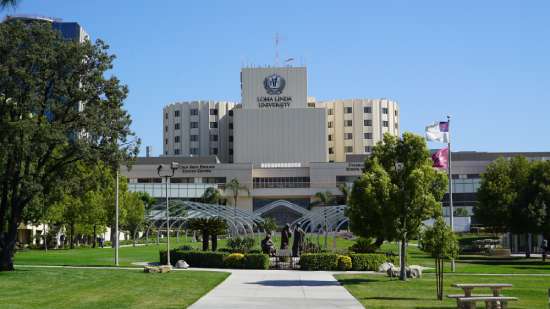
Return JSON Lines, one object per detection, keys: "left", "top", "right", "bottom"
{"left": 189, "top": 269, "right": 364, "bottom": 309}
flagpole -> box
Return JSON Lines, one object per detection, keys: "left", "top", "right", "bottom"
{"left": 447, "top": 115, "right": 455, "bottom": 272}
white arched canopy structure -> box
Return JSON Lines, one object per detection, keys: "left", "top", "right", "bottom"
{"left": 291, "top": 205, "right": 349, "bottom": 233}
{"left": 144, "top": 200, "right": 266, "bottom": 240}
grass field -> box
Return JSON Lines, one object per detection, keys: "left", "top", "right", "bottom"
{"left": 0, "top": 267, "right": 229, "bottom": 309}
{"left": 336, "top": 273, "right": 550, "bottom": 309}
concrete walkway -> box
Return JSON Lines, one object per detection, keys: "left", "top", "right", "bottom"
{"left": 189, "top": 269, "right": 363, "bottom": 309}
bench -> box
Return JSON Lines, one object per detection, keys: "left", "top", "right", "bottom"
{"left": 457, "top": 296, "right": 518, "bottom": 309}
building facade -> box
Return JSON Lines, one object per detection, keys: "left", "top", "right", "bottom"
{"left": 163, "top": 66, "right": 399, "bottom": 163}
{"left": 5, "top": 15, "right": 89, "bottom": 42}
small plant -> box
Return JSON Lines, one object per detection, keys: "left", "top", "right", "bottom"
{"left": 224, "top": 253, "right": 245, "bottom": 268}
{"left": 337, "top": 255, "right": 352, "bottom": 271}
{"left": 302, "top": 238, "right": 322, "bottom": 253}
{"left": 226, "top": 236, "right": 256, "bottom": 253}
{"left": 178, "top": 245, "right": 194, "bottom": 251}
{"left": 349, "top": 238, "right": 378, "bottom": 253}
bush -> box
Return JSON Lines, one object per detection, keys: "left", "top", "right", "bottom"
{"left": 160, "top": 250, "right": 227, "bottom": 268}
{"left": 244, "top": 253, "right": 270, "bottom": 269}
{"left": 299, "top": 253, "right": 339, "bottom": 270}
{"left": 349, "top": 253, "right": 396, "bottom": 271}
{"left": 349, "top": 238, "right": 378, "bottom": 253}
{"left": 178, "top": 245, "right": 194, "bottom": 251}
{"left": 302, "top": 239, "right": 323, "bottom": 253}
{"left": 226, "top": 237, "right": 256, "bottom": 253}
{"left": 337, "top": 255, "right": 352, "bottom": 271}
{"left": 224, "top": 253, "right": 246, "bottom": 268}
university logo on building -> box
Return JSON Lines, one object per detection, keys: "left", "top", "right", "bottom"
{"left": 263, "top": 74, "right": 286, "bottom": 95}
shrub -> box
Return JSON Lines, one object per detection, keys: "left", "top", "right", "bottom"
{"left": 299, "top": 253, "right": 339, "bottom": 270}
{"left": 226, "top": 237, "right": 256, "bottom": 253}
{"left": 178, "top": 245, "right": 194, "bottom": 251}
{"left": 349, "top": 238, "right": 378, "bottom": 253}
{"left": 160, "top": 250, "right": 227, "bottom": 267}
{"left": 243, "top": 253, "right": 270, "bottom": 269}
{"left": 337, "top": 255, "right": 352, "bottom": 271}
{"left": 302, "top": 239, "right": 323, "bottom": 253}
{"left": 224, "top": 253, "right": 246, "bottom": 268}
{"left": 349, "top": 253, "right": 396, "bottom": 271}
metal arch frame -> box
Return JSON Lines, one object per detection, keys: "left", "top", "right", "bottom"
{"left": 143, "top": 200, "right": 265, "bottom": 240}
{"left": 254, "top": 200, "right": 311, "bottom": 217}
{"left": 291, "top": 205, "right": 349, "bottom": 233}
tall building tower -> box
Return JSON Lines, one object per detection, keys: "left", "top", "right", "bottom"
{"left": 163, "top": 101, "right": 237, "bottom": 163}
{"left": 4, "top": 15, "right": 89, "bottom": 42}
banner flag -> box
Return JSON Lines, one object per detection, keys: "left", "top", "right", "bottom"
{"left": 426, "top": 121, "right": 449, "bottom": 143}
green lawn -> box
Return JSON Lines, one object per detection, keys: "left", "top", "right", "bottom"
{"left": 0, "top": 267, "right": 229, "bottom": 309}
{"left": 336, "top": 273, "right": 550, "bottom": 309}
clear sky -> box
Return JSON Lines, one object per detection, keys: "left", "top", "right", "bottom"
{"left": 3, "top": 1, "right": 549, "bottom": 155}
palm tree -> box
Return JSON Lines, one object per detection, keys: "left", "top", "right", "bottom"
{"left": 224, "top": 178, "right": 250, "bottom": 235}
{"left": 337, "top": 183, "right": 350, "bottom": 205}
{"left": 313, "top": 191, "right": 335, "bottom": 249}
{"left": 0, "top": 0, "right": 19, "bottom": 10}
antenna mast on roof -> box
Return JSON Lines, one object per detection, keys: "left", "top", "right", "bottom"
{"left": 274, "top": 33, "right": 281, "bottom": 67}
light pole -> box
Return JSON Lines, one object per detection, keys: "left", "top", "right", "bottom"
{"left": 157, "top": 162, "right": 179, "bottom": 267}
{"left": 115, "top": 169, "right": 119, "bottom": 266}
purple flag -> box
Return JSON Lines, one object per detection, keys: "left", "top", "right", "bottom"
{"left": 432, "top": 147, "right": 449, "bottom": 169}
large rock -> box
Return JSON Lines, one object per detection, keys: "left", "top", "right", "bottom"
{"left": 175, "top": 260, "right": 189, "bottom": 269}
{"left": 378, "top": 262, "right": 394, "bottom": 273}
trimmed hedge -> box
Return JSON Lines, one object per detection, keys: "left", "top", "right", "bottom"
{"left": 349, "top": 253, "right": 397, "bottom": 271}
{"left": 224, "top": 253, "right": 245, "bottom": 268}
{"left": 299, "top": 253, "right": 340, "bottom": 270}
{"left": 159, "top": 250, "right": 269, "bottom": 269}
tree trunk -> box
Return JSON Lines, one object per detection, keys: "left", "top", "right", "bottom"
{"left": 202, "top": 230, "right": 209, "bottom": 251}
{"left": 399, "top": 236, "right": 407, "bottom": 281}
{"left": 526, "top": 233, "right": 532, "bottom": 258}
{"left": 69, "top": 223, "right": 75, "bottom": 249}
{"left": 211, "top": 234, "right": 218, "bottom": 251}
{"left": 133, "top": 230, "right": 137, "bottom": 247}
{"left": 92, "top": 225, "right": 97, "bottom": 248}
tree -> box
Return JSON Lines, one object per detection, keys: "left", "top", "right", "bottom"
{"left": 420, "top": 216, "right": 459, "bottom": 300}
{"left": 124, "top": 192, "right": 145, "bottom": 247}
{"left": 258, "top": 217, "right": 278, "bottom": 234}
{"left": 135, "top": 192, "right": 156, "bottom": 212}
{"left": 0, "top": 0, "right": 18, "bottom": 10}
{"left": 201, "top": 187, "right": 225, "bottom": 205}
{"left": 475, "top": 156, "right": 548, "bottom": 257}
{"left": 187, "top": 217, "right": 228, "bottom": 251}
{"left": 224, "top": 179, "right": 249, "bottom": 234}
{"left": 347, "top": 133, "right": 448, "bottom": 280}
{"left": 337, "top": 183, "right": 351, "bottom": 205}
{"left": 0, "top": 21, "right": 138, "bottom": 271}
{"left": 313, "top": 191, "right": 335, "bottom": 206}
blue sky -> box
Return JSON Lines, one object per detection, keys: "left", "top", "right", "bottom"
{"left": 3, "top": 1, "right": 549, "bottom": 155}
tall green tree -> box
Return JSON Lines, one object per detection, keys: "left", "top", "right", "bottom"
{"left": 420, "top": 216, "right": 459, "bottom": 300}
{"left": 337, "top": 183, "right": 351, "bottom": 205}
{"left": 347, "top": 133, "right": 448, "bottom": 280}
{"left": 124, "top": 192, "right": 145, "bottom": 246}
{"left": 224, "top": 179, "right": 249, "bottom": 233}
{"left": 201, "top": 187, "right": 225, "bottom": 205}
{"left": 0, "top": 21, "right": 138, "bottom": 271}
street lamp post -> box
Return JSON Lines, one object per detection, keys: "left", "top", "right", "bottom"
{"left": 157, "top": 162, "right": 179, "bottom": 267}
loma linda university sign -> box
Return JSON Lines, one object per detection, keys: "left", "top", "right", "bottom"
{"left": 257, "top": 74, "right": 292, "bottom": 108}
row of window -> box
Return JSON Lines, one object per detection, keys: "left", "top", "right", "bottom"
{"left": 137, "top": 177, "right": 227, "bottom": 184}
{"left": 173, "top": 148, "right": 234, "bottom": 156}
{"left": 328, "top": 146, "right": 372, "bottom": 154}
{"left": 169, "top": 109, "right": 235, "bottom": 118}
{"left": 253, "top": 177, "right": 310, "bottom": 189}
{"left": 331, "top": 106, "right": 397, "bottom": 116}
{"left": 169, "top": 122, "right": 234, "bottom": 131}
{"left": 327, "top": 120, "right": 393, "bottom": 128}
{"left": 169, "top": 134, "right": 235, "bottom": 144}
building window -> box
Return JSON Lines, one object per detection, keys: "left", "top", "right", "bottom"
{"left": 174, "top": 136, "right": 180, "bottom": 143}
{"left": 209, "top": 109, "right": 218, "bottom": 115}
{"left": 345, "top": 133, "right": 353, "bottom": 140}
{"left": 364, "top": 106, "right": 372, "bottom": 113}
{"left": 203, "top": 177, "right": 227, "bottom": 184}
{"left": 174, "top": 123, "right": 180, "bottom": 130}
{"left": 345, "top": 120, "right": 353, "bottom": 127}
{"left": 228, "top": 110, "right": 233, "bottom": 116}
{"left": 174, "top": 148, "right": 180, "bottom": 155}
{"left": 165, "top": 126, "right": 168, "bottom": 132}
{"left": 229, "top": 123, "right": 233, "bottom": 129}
{"left": 364, "top": 133, "right": 372, "bottom": 139}
{"left": 328, "top": 134, "right": 332, "bottom": 141}
{"left": 210, "top": 134, "right": 218, "bottom": 141}
{"left": 253, "top": 177, "right": 310, "bottom": 189}
{"left": 165, "top": 151, "right": 168, "bottom": 155}
{"left": 382, "top": 108, "right": 388, "bottom": 114}
{"left": 164, "top": 138, "right": 168, "bottom": 145}
{"left": 190, "top": 122, "right": 199, "bottom": 129}
{"left": 190, "top": 135, "right": 198, "bottom": 142}
{"left": 365, "top": 146, "right": 372, "bottom": 153}
{"left": 165, "top": 113, "right": 168, "bottom": 119}
{"left": 174, "top": 110, "right": 180, "bottom": 117}
{"left": 190, "top": 109, "right": 198, "bottom": 116}
{"left": 229, "top": 149, "right": 233, "bottom": 155}
{"left": 383, "top": 121, "right": 389, "bottom": 127}
{"left": 394, "top": 110, "right": 398, "bottom": 116}
{"left": 364, "top": 119, "right": 372, "bottom": 126}
{"left": 395, "top": 123, "right": 399, "bottom": 130}
{"left": 329, "top": 147, "right": 334, "bottom": 154}
{"left": 190, "top": 148, "right": 199, "bottom": 155}
{"left": 210, "top": 122, "right": 218, "bottom": 128}
{"left": 328, "top": 122, "right": 333, "bottom": 128}
{"left": 171, "top": 177, "right": 194, "bottom": 184}
{"left": 345, "top": 107, "right": 353, "bottom": 113}
{"left": 345, "top": 146, "right": 353, "bottom": 153}
{"left": 229, "top": 135, "right": 233, "bottom": 142}
{"left": 211, "top": 148, "right": 218, "bottom": 155}
{"left": 328, "top": 109, "right": 334, "bottom": 115}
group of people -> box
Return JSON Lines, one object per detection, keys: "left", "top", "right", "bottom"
{"left": 261, "top": 223, "right": 306, "bottom": 257}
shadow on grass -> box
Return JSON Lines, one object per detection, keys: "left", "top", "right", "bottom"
{"left": 247, "top": 280, "right": 340, "bottom": 287}
{"left": 363, "top": 296, "right": 422, "bottom": 301}
{"left": 337, "top": 278, "right": 379, "bottom": 285}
